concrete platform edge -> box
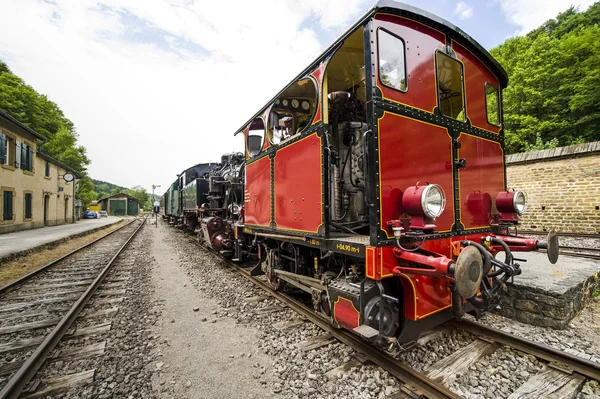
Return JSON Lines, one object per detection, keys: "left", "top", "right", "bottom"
{"left": 0, "top": 219, "right": 123, "bottom": 264}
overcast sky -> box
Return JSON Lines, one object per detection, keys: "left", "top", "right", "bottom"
{"left": 0, "top": 0, "right": 595, "bottom": 196}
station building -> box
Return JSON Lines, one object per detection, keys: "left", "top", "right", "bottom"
{"left": 97, "top": 193, "right": 139, "bottom": 216}
{"left": 0, "top": 109, "right": 77, "bottom": 234}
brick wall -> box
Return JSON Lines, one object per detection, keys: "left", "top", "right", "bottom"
{"left": 506, "top": 142, "right": 600, "bottom": 234}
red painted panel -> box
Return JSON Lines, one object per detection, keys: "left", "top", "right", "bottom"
{"left": 453, "top": 41, "right": 501, "bottom": 134}
{"left": 379, "top": 245, "right": 451, "bottom": 321}
{"left": 274, "top": 133, "right": 322, "bottom": 233}
{"left": 378, "top": 112, "right": 454, "bottom": 237}
{"left": 458, "top": 134, "right": 504, "bottom": 229}
{"left": 374, "top": 13, "right": 445, "bottom": 112}
{"left": 244, "top": 156, "right": 271, "bottom": 227}
{"left": 333, "top": 297, "right": 360, "bottom": 329}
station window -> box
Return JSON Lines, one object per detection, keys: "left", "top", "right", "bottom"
{"left": 247, "top": 117, "right": 265, "bottom": 157}
{"left": 3, "top": 190, "right": 13, "bottom": 221}
{"left": 485, "top": 83, "right": 500, "bottom": 126}
{"left": 0, "top": 133, "right": 16, "bottom": 168}
{"left": 436, "top": 51, "right": 466, "bottom": 121}
{"left": 377, "top": 29, "right": 407, "bottom": 92}
{"left": 24, "top": 193, "right": 32, "bottom": 219}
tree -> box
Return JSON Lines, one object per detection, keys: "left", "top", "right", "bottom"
{"left": 491, "top": 3, "right": 600, "bottom": 153}
{"left": 125, "top": 186, "right": 151, "bottom": 210}
{"left": 0, "top": 60, "right": 92, "bottom": 206}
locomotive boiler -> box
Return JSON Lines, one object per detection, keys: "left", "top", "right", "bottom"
{"left": 165, "top": 0, "right": 560, "bottom": 344}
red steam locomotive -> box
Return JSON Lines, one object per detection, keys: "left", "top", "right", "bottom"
{"left": 189, "top": 0, "right": 560, "bottom": 344}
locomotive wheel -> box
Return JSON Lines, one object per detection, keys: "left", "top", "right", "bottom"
{"left": 364, "top": 296, "right": 399, "bottom": 337}
{"left": 266, "top": 270, "right": 286, "bottom": 291}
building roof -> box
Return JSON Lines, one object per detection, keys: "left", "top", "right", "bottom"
{"left": 36, "top": 151, "right": 78, "bottom": 176}
{"left": 97, "top": 192, "right": 140, "bottom": 202}
{"left": 0, "top": 108, "right": 47, "bottom": 141}
{"left": 506, "top": 141, "right": 600, "bottom": 165}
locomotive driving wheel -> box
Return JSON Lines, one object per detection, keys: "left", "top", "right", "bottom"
{"left": 263, "top": 249, "right": 286, "bottom": 291}
{"left": 364, "top": 296, "right": 399, "bottom": 337}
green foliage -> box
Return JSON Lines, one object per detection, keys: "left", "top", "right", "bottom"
{"left": 0, "top": 61, "right": 11, "bottom": 75}
{"left": 125, "top": 186, "right": 151, "bottom": 210}
{"left": 92, "top": 179, "right": 127, "bottom": 200}
{"left": 492, "top": 2, "right": 600, "bottom": 153}
{"left": 0, "top": 61, "right": 93, "bottom": 207}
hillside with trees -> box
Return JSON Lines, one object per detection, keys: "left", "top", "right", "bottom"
{"left": 491, "top": 2, "right": 600, "bottom": 153}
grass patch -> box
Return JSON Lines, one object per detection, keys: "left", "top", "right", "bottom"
{"left": 0, "top": 219, "right": 126, "bottom": 287}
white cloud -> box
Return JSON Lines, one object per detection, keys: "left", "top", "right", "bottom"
{"left": 454, "top": 1, "right": 474, "bottom": 20}
{"left": 0, "top": 0, "right": 367, "bottom": 193}
{"left": 496, "top": 0, "right": 596, "bottom": 35}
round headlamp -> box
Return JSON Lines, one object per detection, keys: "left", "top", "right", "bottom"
{"left": 496, "top": 190, "right": 527, "bottom": 216}
{"left": 513, "top": 190, "right": 527, "bottom": 216}
{"left": 421, "top": 184, "right": 446, "bottom": 219}
{"left": 402, "top": 184, "right": 447, "bottom": 220}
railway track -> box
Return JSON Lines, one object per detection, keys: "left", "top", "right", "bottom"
{"left": 182, "top": 230, "right": 600, "bottom": 398}
{"left": 0, "top": 217, "right": 145, "bottom": 399}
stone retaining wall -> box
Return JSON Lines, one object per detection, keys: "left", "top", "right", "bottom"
{"left": 497, "top": 273, "right": 599, "bottom": 329}
{"left": 506, "top": 141, "right": 600, "bottom": 234}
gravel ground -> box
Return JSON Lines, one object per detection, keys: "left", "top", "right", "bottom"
{"left": 450, "top": 346, "right": 544, "bottom": 398}
{"left": 28, "top": 221, "right": 597, "bottom": 399}
{"left": 473, "top": 296, "right": 600, "bottom": 364}
{"left": 148, "top": 223, "right": 277, "bottom": 399}
{"left": 157, "top": 223, "right": 412, "bottom": 399}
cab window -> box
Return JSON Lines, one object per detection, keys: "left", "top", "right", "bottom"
{"left": 436, "top": 51, "right": 465, "bottom": 121}
{"left": 485, "top": 83, "right": 500, "bottom": 126}
{"left": 378, "top": 29, "right": 407, "bottom": 92}
{"left": 267, "top": 77, "right": 316, "bottom": 145}
{"left": 247, "top": 117, "right": 265, "bottom": 157}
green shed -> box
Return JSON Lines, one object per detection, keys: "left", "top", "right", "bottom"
{"left": 98, "top": 192, "right": 140, "bottom": 216}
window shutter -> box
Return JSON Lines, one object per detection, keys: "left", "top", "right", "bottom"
{"left": 46, "top": 161, "right": 50, "bottom": 176}
{"left": 0, "top": 134, "right": 5, "bottom": 164}
{"left": 15, "top": 141, "right": 20, "bottom": 168}
{"left": 25, "top": 193, "right": 32, "bottom": 219}
{"left": 28, "top": 146, "right": 33, "bottom": 171}
{"left": 21, "top": 144, "right": 26, "bottom": 170}
{"left": 8, "top": 191, "right": 13, "bottom": 219}
{"left": 3, "top": 191, "right": 10, "bottom": 221}
{"left": 2, "top": 192, "right": 7, "bottom": 220}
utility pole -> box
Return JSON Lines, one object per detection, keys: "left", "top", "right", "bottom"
{"left": 152, "top": 184, "right": 161, "bottom": 227}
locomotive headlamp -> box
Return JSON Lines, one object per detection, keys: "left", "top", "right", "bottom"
{"left": 403, "top": 184, "right": 446, "bottom": 219}
{"left": 496, "top": 190, "right": 527, "bottom": 216}
{"left": 422, "top": 184, "right": 446, "bottom": 219}
{"left": 401, "top": 184, "right": 447, "bottom": 232}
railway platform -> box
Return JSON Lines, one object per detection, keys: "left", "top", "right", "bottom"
{"left": 0, "top": 216, "right": 122, "bottom": 262}
{"left": 497, "top": 251, "right": 600, "bottom": 328}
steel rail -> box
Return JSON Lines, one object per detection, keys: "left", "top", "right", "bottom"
{"left": 0, "top": 218, "right": 137, "bottom": 296}
{"left": 0, "top": 218, "right": 146, "bottom": 399}
{"left": 454, "top": 319, "right": 600, "bottom": 381}
{"left": 559, "top": 246, "right": 600, "bottom": 253}
{"left": 520, "top": 231, "right": 600, "bottom": 239}
{"left": 187, "top": 242, "right": 461, "bottom": 399}
{"left": 559, "top": 251, "right": 600, "bottom": 260}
